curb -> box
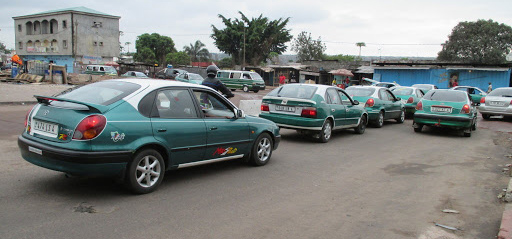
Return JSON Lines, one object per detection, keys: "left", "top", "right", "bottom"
{"left": 498, "top": 178, "right": 512, "bottom": 239}
{"left": 0, "top": 101, "right": 37, "bottom": 105}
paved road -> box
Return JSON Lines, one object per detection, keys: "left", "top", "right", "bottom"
{"left": 1, "top": 89, "right": 512, "bottom": 239}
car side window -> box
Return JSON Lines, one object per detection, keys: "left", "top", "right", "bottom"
{"left": 193, "top": 90, "right": 235, "bottom": 118}
{"left": 338, "top": 90, "right": 352, "bottom": 105}
{"left": 155, "top": 89, "right": 198, "bottom": 118}
{"left": 243, "top": 73, "right": 251, "bottom": 79}
{"left": 326, "top": 89, "right": 342, "bottom": 105}
{"left": 386, "top": 90, "right": 396, "bottom": 101}
{"left": 379, "top": 90, "right": 389, "bottom": 101}
{"left": 417, "top": 89, "right": 424, "bottom": 97}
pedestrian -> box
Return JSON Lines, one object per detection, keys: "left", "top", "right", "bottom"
{"left": 279, "top": 74, "right": 286, "bottom": 86}
{"left": 145, "top": 69, "right": 149, "bottom": 76}
{"left": 487, "top": 82, "right": 493, "bottom": 93}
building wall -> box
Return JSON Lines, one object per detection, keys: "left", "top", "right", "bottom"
{"left": 74, "top": 14, "right": 120, "bottom": 62}
{"left": 22, "top": 55, "right": 74, "bottom": 73}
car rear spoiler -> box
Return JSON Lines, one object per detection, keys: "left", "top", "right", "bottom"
{"left": 34, "top": 95, "right": 109, "bottom": 113}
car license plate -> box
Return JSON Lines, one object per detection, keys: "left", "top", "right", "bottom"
{"left": 32, "top": 120, "right": 58, "bottom": 138}
{"left": 275, "top": 105, "right": 296, "bottom": 112}
{"left": 489, "top": 101, "right": 505, "bottom": 106}
{"left": 431, "top": 107, "right": 452, "bottom": 113}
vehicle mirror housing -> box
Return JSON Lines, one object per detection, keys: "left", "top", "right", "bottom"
{"left": 353, "top": 100, "right": 360, "bottom": 105}
{"left": 235, "top": 109, "right": 245, "bottom": 118}
{"left": 396, "top": 97, "right": 401, "bottom": 101}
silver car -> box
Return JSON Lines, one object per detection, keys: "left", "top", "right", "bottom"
{"left": 478, "top": 87, "right": 512, "bottom": 119}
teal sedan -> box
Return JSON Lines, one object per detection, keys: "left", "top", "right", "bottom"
{"left": 413, "top": 89, "right": 478, "bottom": 137}
{"left": 175, "top": 73, "right": 204, "bottom": 84}
{"left": 451, "top": 86, "right": 486, "bottom": 103}
{"left": 391, "top": 86, "right": 425, "bottom": 117}
{"left": 346, "top": 86, "right": 405, "bottom": 127}
{"left": 259, "top": 84, "right": 368, "bottom": 143}
{"left": 18, "top": 79, "right": 280, "bottom": 194}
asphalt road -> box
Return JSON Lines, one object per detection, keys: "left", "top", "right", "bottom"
{"left": 1, "top": 93, "right": 512, "bottom": 239}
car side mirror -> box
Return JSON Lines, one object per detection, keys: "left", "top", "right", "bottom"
{"left": 353, "top": 100, "right": 360, "bottom": 105}
{"left": 396, "top": 97, "right": 401, "bottom": 101}
{"left": 235, "top": 109, "right": 245, "bottom": 118}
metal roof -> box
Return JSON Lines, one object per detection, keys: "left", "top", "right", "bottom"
{"left": 13, "top": 6, "right": 120, "bottom": 19}
{"left": 445, "top": 67, "right": 510, "bottom": 71}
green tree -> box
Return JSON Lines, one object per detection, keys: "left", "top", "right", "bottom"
{"left": 134, "top": 33, "right": 176, "bottom": 64}
{"left": 136, "top": 47, "right": 156, "bottom": 64}
{"left": 438, "top": 19, "right": 512, "bottom": 64}
{"left": 184, "top": 40, "right": 210, "bottom": 62}
{"left": 323, "top": 54, "right": 358, "bottom": 62}
{"left": 356, "top": 42, "right": 366, "bottom": 57}
{"left": 0, "top": 42, "right": 11, "bottom": 54}
{"left": 166, "top": 51, "right": 191, "bottom": 66}
{"left": 291, "top": 31, "right": 326, "bottom": 62}
{"left": 212, "top": 12, "right": 292, "bottom": 66}
{"left": 218, "top": 57, "right": 233, "bottom": 68}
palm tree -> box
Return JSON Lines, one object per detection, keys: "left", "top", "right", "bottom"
{"left": 356, "top": 42, "right": 366, "bottom": 57}
{"left": 125, "top": 42, "right": 131, "bottom": 53}
{"left": 184, "top": 40, "right": 210, "bottom": 62}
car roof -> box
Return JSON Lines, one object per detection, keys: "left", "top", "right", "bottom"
{"left": 347, "top": 85, "right": 388, "bottom": 90}
{"left": 110, "top": 78, "right": 209, "bottom": 90}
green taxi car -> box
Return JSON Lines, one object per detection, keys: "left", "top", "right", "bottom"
{"left": 175, "top": 73, "right": 204, "bottom": 85}
{"left": 346, "top": 86, "right": 405, "bottom": 127}
{"left": 413, "top": 89, "right": 478, "bottom": 137}
{"left": 391, "top": 86, "right": 425, "bottom": 117}
{"left": 451, "top": 86, "right": 486, "bottom": 103}
{"left": 216, "top": 70, "right": 266, "bottom": 93}
{"left": 18, "top": 79, "right": 280, "bottom": 194}
{"left": 259, "top": 84, "right": 368, "bottom": 143}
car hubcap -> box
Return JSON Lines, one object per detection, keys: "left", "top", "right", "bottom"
{"left": 400, "top": 111, "right": 405, "bottom": 121}
{"left": 324, "top": 123, "right": 332, "bottom": 140}
{"left": 135, "top": 155, "right": 161, "bottom": 188}
{"left": 379, "top": 114, "right": 383, "bottom": 125}
{"left": 257, "top": 138, "right": 271, "bottom": 162}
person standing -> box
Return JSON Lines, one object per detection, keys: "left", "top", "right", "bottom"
{"left": 487, "top": 82, "right": 493, "bottom": 93}
{"left": 279, "top": 74, "right": 286, "bottom": 86}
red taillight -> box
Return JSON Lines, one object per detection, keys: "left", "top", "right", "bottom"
{"left": 480, "top": 97, "right": 485, "bottom": 104}
{"left": 73, "top": 115, "right": 107, "bottom": 140}
{"left": 261, "top": 103, "right": 269, "bottom": 112}
{"left": 24, "top": 110, "right": 30, "bottom": 128}
{"left": 407, "top": 97, "right": 414, "bottom": 104}
{"left": 301, "top": 107, "right": 317, "bottom": 118}
{"left": 416, "top": 101, "right": 423, "bottom": 111}
{"left": 461, "top": 104, "right": 470, "bottom": 114}
{"left": 365, "top": 98, "right": 375, "bottom": 107}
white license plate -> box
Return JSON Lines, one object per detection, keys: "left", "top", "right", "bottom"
{"left": 32, "top": 120, "right": 59, "bottom": 138}
{"left": 431, "top": 107, "right": 452, "bottom": 113}
{"left": 489, "top": 101, "right": 505, "bottom": 106}
{"left": 275, "top": 105, "right": 296, "bottom": 112}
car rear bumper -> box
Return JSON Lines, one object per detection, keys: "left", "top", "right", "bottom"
{"left": 413, "top": 113, "right": 473, "bottom": 128}
{"left": 18, "top": 135, "right": 132, "bottom": 176}
{"left": 477, "top": 105, "right": 512, "bottom": 116}
{"left": 259, "top": 113, "right": 324, "bottom": 130}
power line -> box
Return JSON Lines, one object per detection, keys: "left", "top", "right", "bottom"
{"left": 324, "top": 40, "right": 441, "bottom": 46}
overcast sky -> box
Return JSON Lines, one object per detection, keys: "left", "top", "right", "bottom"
{"left": 2, "top": 0, "right": 512, "bottom": 57}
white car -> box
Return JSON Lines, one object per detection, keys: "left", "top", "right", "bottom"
{"left": 477, "top": 87, "right": 512, "bottom": 119}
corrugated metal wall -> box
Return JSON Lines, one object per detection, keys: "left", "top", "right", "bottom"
{"left": 374, "top": 68, "right": 511, "bottom": 89}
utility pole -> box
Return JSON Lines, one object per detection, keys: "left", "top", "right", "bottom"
{"left": 243, "top": 28, "right": 246, "bottom": 70}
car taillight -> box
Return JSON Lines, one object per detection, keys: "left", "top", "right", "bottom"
{"left": 407, "top": 97, "right": 414, "bottom": 104}
{"left": 461, "top": 104, "right": 470, "bottom": 114}
{"left": 365, "top": 98, "right": 375, "bottom": 107}
{"left": 480, "top": 97, "right": 485, "bottom": 104}
{"left": 73, "top": 115, "right": 107, "bottom": 140}
{"left": 261, "top": 103, "right": 269, "bottom": 112}
{"left": 24, "top": 110, "right": 30, "bottom": 128}
{"left": 416, "top": 101, "right": 423, "bottom": 111}
{"left": 301, "top": 107, "right": 317, "bottom": 118}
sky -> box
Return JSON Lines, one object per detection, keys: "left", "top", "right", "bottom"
{"left": 1, "top": 0, "right": 512, "bottom": 58}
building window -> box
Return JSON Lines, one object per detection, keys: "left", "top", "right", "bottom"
{"left": 18, "top": 24, "right": 22, "bottom": 32}
{"left": 93, "top": 41, "right": 97, "bottom": 46}
{"left": 63, "top": 40, "right": 68, "bottom": 49}
{"left": 93, "top": 21, "right": 102, "bottom": 28}
{"left": 99, "top": 42, "right": 103, "bottom": 46}
{"left": 19, "top": 42, "right": 23, "bottom": 49}
{"left": 63, "top": 20, "right": 67, "bottom": 28}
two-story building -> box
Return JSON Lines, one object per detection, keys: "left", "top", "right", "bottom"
{"left": 13, "top": 6, "right": 120, "bottom": 73}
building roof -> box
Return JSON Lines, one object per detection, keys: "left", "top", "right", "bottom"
{"left": 13, "top": 6, "right": 120, "bottom": 19}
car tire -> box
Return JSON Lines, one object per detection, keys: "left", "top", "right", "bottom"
{"left": 231, "top": 89, "right": 236, "bottom": 91}
{"left": 354, "top": 115, "right": 367, "bottom": 134}
{"left": 472, "top": 119, "right": 477, "bottom": 131}
{"left": 126, "top": 149, "right": 165, "bottom": 194}
{"left": 318, "top": 120, "right": 332, "bottom": 143}
{"left": 243, "top": 86, "right": 249, "bottom": 92}
{"left": 374, "top": 111, "right": 384, "bottom": 128}
{"left": 249, "top": 133, "right": 273, "bottom": 166}
{"left": 463, "top": 129, "right": 472, "bottom": 137}
{"left": 253, "top": 90, "right": 259, "bottom": 93}
{"left": 482, "top": 114, "right": 490, "bottom": 120}
{"left": 413, "top": 123, "right": 423, "bottom": 132}
{"left": 396, "top": 109, "right": 405, "bottom": 123}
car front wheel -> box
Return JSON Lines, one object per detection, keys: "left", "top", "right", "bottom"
{"left": 126, "top": 149, "right": 165, "bottom": 194}
{"left": 396, "top": 109, "right": 405, "bottom": 123}
{"left": 243, "top": 86, "right": 249, "bottom": 92}
{"left": 354, "top": 115, "right": 367, "bottom": 134}
{"left": 249, "top": 133, "right": 273, "bottom": 166}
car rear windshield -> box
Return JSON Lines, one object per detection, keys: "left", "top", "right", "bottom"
{"left": 423, "top": 90, "right": 466, "bottom": 102}
{"left": 488, "top": 88, "right": 512, "bottom": 97}
{"left": 346, "top": 87, "right": 375, "bottom": 96}
{"left": 54, "top": 81, "right": 141, "bottom": 106}
{"left": 412, "top": 84, "right": 432, "bottom": 90}
{"left": 392, "top": 87, "right": 413, "bottom": 95}
{"left": 267, "top": 85, "right": 317, "bottom": 99}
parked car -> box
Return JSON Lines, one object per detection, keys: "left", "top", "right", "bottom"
{"left": 121, "top": 71, "right": 148, "bottom": 78}
{"left": 451, "top": 86, "right": 486, "bottom": 103}
{"left": 155, "top": 68, "right": 187, "bottom": 79}
{"left": 413, "top": 89, "right": 478, "bottom": 137}
{"left": 84, "top": 65, "right": 118, "bottom": 76}
{"left": 216, "top": 70, "right": 266, "bottom": 93}
{"left": 259, "top": 84, "right": 368, "bottom": 143}
{"left": 18, "top": 79, "right": 280, "bottom": 194}
{"left": 346, "top": 86, "right": 405, "bottom": 127}
{"left": 412, "top": 84, "right": 438, "bottom": 93}
{"left": 375, "top": 82, "right": 400, "bottom": 88}
{"left": 391, "top": 86, "right": 425, "bottom": 117}
{"left": 477, "top": 87, "right": 512, "bottom": 120}
{"left": 175, "top": 73, "right": 204, "bottom": 85}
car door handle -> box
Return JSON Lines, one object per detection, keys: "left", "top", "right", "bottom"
{"left": 157, "top": 129, "right": 167, "bottom": 132}
{"left": 210, "top": 127, "right": 218, "bottom": 130}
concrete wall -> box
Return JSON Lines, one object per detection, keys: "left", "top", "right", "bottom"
{"left": 74, "top": 14, "right": 120, "bottom": 62}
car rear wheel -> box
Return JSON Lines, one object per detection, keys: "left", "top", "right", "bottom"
{"left": 482, "top": 114, "right": 490, "bottom": 120}
{"left": 318, "top": 120, "right": 332, "bottom": 143}
{"left": 243, "top": 86, "right": 249, "bottom": 92}
{"left": 354, "top": 115, "right": 367, "bottom": 134}
{"left": 413, "top": 123, "right": 423, "bottom": 132}
{"left": 253, "top": 90, "right": 259, "bottom": 93}
{"left": 396, "top": 109, "right": 405, "bottom": 123}
{"left": 126, "top": 149, "right": 165, "bottom": 194}
{"left": 374, "top": 111, "right": 384, "bottom": 128}
{"left": 472, "top": 119, "right": 477, "bottom": 131}
{"left": 249, "top": 133, "right": 273, "bottom": 166}
{"left": 463, "top": 128, "right": 472, "bottom": 137}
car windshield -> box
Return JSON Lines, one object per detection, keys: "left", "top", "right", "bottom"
{"left": 423, "top": 90, "right": 467, "bottom": 102}
{"left": 267, "top": 85, "right": 317, "bottom": 99}
{"left": 391, "top": 87, "right": 413, "bottom": 95}
{"left": 488, "top": 88, "right": 512, "bottom": 97}
{"left": 346, "top": 87, "right": 375, "bottom": 96}
{"left": 53, "top": 81, "right": 141, "bottom": 106}
{"left": 250, "top": 72, "right": 263, "bottom": 81}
